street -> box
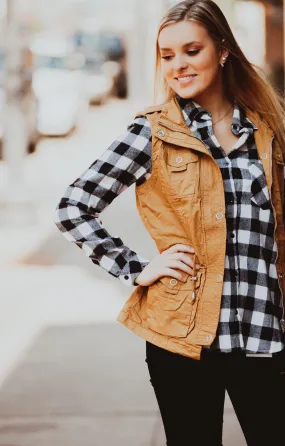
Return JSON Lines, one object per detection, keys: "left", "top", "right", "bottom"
{"left": 0, "top": 99, "right": 246, "bottom": 445}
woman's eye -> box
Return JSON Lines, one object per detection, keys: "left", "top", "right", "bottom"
{"left": 161, "top": 55, "right": 173, "bottom": 61}
{"left": 187, "top": 50, "right": 200, "bottom": 56}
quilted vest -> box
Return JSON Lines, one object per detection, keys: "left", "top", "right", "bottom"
{"left": 116, "top": 97, "right": 285, "bottom": 360}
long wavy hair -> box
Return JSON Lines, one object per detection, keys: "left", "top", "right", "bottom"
{"left": 155, "top": 0, "right": 285, "bottom": 155}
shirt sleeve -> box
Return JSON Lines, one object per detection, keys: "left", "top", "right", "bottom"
{"left": 54, "top": 116, "right": 152, "bottom": 287}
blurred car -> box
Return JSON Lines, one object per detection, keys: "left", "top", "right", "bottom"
{"left": 84, "top": 71, "right": 112, "bottom": 105}
{"left": 30, "top": 35, "right": 88, "bottom": 137}
{"left": 81, "top": 53, "right": 113, "bottom": 105}
{"left": 36, "top": 92, "right": 84, "bottom": 137}
{"left": 33, "top": 68, "right": 87, "bottom": 136}
{"left": 73, "top": 29, "right": 128, "bottom": 99}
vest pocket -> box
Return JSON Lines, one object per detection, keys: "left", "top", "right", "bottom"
{"left": 145, "top": 271, "right": 205, "bottom": 338}
{"left": 166, "top": 151, "right": 199, "bottom": 197}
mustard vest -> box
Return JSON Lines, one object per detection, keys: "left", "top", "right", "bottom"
{"left": 117, "top": 97, "right": 285, "bottom": 360}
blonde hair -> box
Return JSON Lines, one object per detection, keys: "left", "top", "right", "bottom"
{"left": 155, "top": 0, "right": 285, "bottom": 155}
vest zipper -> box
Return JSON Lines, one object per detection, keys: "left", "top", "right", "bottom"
{"left": 269, "top": 136, "right": 285, "bottom": 332}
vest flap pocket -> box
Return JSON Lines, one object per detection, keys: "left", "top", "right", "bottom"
{"left": 167, "top": 151, "right": 198, "bottom": 168}
{"left": 156, "top": 276, "right": 181, "bottom": 294}
{"left": 170, "top": 164, "right": 187, "bottom": 172}
{"left": 145, "top": 271, "right": 205, "bottom": 338}
{"left": 165, "top": 150, "right": 199, "bottom": 196}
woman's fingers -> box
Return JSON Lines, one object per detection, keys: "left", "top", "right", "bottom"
{"left": 164, "top": 268, "right": 188, "bottom": 280}
{"left": 167, "top": 260, "right": 193, "bottom": 276}
{"left": 165, "top": 244, "right": 195, "bottom": 254}
{"left": 167, "top": 252, "right": 200, "bottom": 269}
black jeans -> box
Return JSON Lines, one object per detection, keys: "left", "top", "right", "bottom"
{"left": 145, "top": 341, "right": 285, "bottom": 446}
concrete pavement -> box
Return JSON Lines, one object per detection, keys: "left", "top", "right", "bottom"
{"left": 0, "top": 323, "right": 163, "bottom": 446}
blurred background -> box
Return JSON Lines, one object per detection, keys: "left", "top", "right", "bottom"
{"left": 0, "top": 0, "right": 283, "bottom": 445}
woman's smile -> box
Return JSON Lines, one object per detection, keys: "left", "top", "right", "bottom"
{"left": 175, "top": 74, "right": 198, "bottom": 87}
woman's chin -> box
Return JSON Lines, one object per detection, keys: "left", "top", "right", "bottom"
{"left": 174, "top": 86, "right": 200, "bottom": 99}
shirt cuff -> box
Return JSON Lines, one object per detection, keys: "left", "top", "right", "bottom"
{"left": 119, "top": 261, "right": 150, "bottom": 287}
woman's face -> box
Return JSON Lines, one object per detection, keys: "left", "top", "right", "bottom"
{"left": 158, "top": 20, "right": 223, "bottom": 99}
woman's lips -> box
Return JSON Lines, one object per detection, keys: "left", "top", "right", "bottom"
{"left": 175, "top": 74, "right": 197, "bottom": 86}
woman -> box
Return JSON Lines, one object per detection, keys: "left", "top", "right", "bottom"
{"left": 54, "top": 1, "right": 285, "bottom": 444}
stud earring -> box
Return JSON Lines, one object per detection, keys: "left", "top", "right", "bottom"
{"left": 220, "top": 55, "right": 227, "bottom": 68}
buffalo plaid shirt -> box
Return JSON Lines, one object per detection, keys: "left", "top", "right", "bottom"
{"left": 54, "top": 96, "right": 285, "bottom": 354}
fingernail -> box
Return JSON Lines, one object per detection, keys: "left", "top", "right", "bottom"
{"left": 190, "top": 247, "right": 195, "bottom": 252}
{"left": 196, "top": 264, "right": 200, "bottom": 269}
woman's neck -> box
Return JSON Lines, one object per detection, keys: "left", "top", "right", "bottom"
{"left": 191, "top": 83, "right": 233, "bottom": 123}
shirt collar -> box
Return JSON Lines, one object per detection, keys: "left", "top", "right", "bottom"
{"left": 176, "top": 95, "right": 258, "bottom": 134}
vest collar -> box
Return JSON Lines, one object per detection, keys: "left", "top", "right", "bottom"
{"left": 162, "top": 97, "right": 273, "bottom": 134}
{"left": 157, "top": 97, "right": 274, "bottom": 148}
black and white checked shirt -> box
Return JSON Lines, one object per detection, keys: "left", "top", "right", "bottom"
{"left": 177, "top": 97, "right": 284, "bottom": 354}
{"left": 54, "top": 96, "right": 285, "bottom": 354}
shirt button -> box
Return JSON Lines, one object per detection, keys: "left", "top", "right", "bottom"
{"left": 216, "top": 274, "right": 223, "bottom": 282}
{"left": 170, "top": 279, "right": 178, "bottom": 286}
{"left": 260, "top": 153, "right": 268, "bottom": 160}
{"left": 230, "top": 233, "right": 235, "bottom": 238}
{"left": 124, "top": 276, "right": 129, "bottom": 280}
{"left": 235, "top": 309, "right": 238, "bottom": 315}
{"left": 176, "top": 156, "right": 183, "bottom": 164}
{"left": 158, "top": 130, "right": 165, "bottom": 137}
{"left": 216, "top": 212, "right": 224, "bottom": 220}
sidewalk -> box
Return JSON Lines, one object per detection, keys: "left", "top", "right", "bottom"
{"left": 0, "top": 262, "right": 165, "bottom": 446}
{"left": 0, "top": 323, "right": 163, "bottom": 446}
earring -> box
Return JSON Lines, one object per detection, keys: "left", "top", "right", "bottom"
{"left": 220, "top": 55, "right": 227, "bottom": 68}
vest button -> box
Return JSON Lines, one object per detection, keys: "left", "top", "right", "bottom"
{"left": 176, "top": 156, "right": 183, "bottom": 164}
{"left": 169, "top": 278, "right": 178, "bottom": 286}
{"left": 158, "top": 130, "right": 165, "bottom": 137}
{"left": 205, "top": 334, "right": 213, "bottom": 342}
{"left": 260, "top": 153, "right": 268, "bottom": 160}
{"left": 216, "top": 212, "right": 224, "bottom": 220}
{"left": 279, "top": 272, "right": 283, "bottom": 279}
{"left": 216, "top": 274, "right": 223, "bottom": 282}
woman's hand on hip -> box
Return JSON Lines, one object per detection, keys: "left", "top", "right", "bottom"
{"left": 134, "top": 244, "right": 200, "bottom": 286}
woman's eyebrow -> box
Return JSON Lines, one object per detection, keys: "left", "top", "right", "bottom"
{"left": 160, "top": 41, "right": 201, "bottom": 51}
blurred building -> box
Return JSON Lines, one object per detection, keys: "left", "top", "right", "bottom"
{"left": 235, "top": 0, "right": 284, "bottom": 94}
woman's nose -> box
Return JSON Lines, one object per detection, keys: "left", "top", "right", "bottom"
{"left": 173, "top": 55, "right": 188, "bottom": 72}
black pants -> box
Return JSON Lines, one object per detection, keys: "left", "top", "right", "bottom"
{"left": 145, "top": 341, "right": 285, "bottom": 446}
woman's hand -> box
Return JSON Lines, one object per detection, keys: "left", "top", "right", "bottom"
{"left": 135, "top": 244, "right": 200, "bottom": 286}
